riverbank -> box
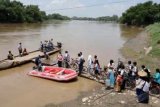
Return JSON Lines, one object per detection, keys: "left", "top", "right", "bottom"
{"left": 42, "top": 24, "right": 160, "bottom": 107}
{"left": 44, "top": 87, "right": 159, "bottom": 107}
{"left": 121, "top": 23, "right": 160, "bottom": 71}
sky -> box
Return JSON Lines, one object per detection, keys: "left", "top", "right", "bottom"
{"left": 15, "top": 0, "right": 160, "bottom": 17}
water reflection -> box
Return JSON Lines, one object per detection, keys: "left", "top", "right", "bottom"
{"left": 119, "top": 24, "right": 143, "bottom": 40}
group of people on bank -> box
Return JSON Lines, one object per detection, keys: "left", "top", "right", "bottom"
{"left": 7, "top": 42, "right": 28, "bottom": 60}
{"left": 57, "top": 51, "right": 85, "bottom": 76}
{"left": 89, "top": 58, "right": 160, "bottom": 104}
{"left": 33, "top": 49, "right": 160, "bottom": 104}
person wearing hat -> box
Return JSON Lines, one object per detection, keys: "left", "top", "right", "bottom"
{"left": 136, "top": 70, "right": 150, "bottom": 103}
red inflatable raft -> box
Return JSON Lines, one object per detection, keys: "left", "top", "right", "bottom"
{"left": 28, "top": 66, "right": 78, "bottom": 81}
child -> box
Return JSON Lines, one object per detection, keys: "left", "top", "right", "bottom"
{"left": 115, "top": 72, "right": 123, "bottom": 92}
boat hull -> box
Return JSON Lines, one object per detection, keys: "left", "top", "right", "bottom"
{"left": 28, "top": 66, "right": 78, "bottom": 81}
{"left": 0, "top": 47, "right": 60, "bottom": 70}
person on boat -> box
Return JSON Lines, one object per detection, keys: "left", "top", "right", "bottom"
{"left": 35, "top": 55, "right": 41, "bottom": 66}
{"left": 35, "top": 55, "right": 42, "bottom": 71}
{"left": 18, "top": 42, "right": 23, "bottom": 56}
{"left": 153, "top": 68, "right": 160, "bottom": 85}
{"left": 87, "top": 55, "right": 93, "bottom": 74}
{"left": 7, "top": 51, "right": 14, "bottom": 60}
{"left": 57, "top": 52, "right": 63, "bottom": 67}
{"left": 64, "top": 51, "right": 70, "bottom": 68}
{"left": 48, "top": 40, "right": 54, "bottom": 51}
{"left": 78, "top": 53, "right": 84, "bottom": 76}
{"left": 44, "top": 52, "right": 50, "bottom": 60}
{"left": 44, "top": 40, "right": 50, "bottom": 52}
{"left": 136, "top": 71, "right": 150, "bottom": 103}
{"left": 22, "top": 48, "right": 28, "bottom": 56}
{"left": 40, "top": 41, "right": 44, "bottom": 52}
{"left": 57, "top": 42, "right": 62, "bottom": 48}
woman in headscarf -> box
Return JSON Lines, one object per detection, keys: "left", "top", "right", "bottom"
{"left": 87, "top": 55, "right": 93, "bottom": 74}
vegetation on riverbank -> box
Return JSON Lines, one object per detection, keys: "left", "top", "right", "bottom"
{"left": 0, "top": 0, "right": 70, "bottom": 23}
{"left": 120, "top": 1, "right": 160, "bottom": 26}
{"left": 120, "top": 23, "right": 160, "bottom": 72}
{"left": 147, "top": 23, "right": 160, "bottom": 57}
{"left": 72, "top": 15, "right": 119, "bottom": 22}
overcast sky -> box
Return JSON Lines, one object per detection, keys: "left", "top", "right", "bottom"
{"left": 15, "top": 0, "right": 160, "bottom": 17}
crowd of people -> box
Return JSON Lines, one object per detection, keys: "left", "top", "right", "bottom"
{"left": 33, "top": 49, "right": 160, "bottom": 104}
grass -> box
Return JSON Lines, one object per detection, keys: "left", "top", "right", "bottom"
{"left": 146, "top": 23, "right": 160, "bottom": 57}
{"left": 121, "top": 23, "right": 160, "bottom": 72}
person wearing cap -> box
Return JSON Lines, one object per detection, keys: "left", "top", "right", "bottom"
{"left": 136, "top": 71, "right": 150, "bottom": 103}
{"left": 141, "top": 65, "right": 151, "bottom": 80}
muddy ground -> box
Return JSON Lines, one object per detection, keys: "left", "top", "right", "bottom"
{"left": 43, "top": 87, "right": 159, "bottom": 107}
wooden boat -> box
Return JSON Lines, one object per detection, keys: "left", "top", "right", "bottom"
{"left": 0, "top": 47, "right": 61, "bottom": 70}
{"left": 28, "top": 66, "right": 78, "bottom": 81}
{"left": 32, "top": 58, "right": 57, "bottom": 66}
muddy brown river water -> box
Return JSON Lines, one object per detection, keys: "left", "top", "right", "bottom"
{"left": 0, "top": 20, "right": 143, "bottom": 107}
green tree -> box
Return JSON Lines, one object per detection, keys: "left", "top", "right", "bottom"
{"left": 120, "top": 1, "right": 160, "bottom": 26}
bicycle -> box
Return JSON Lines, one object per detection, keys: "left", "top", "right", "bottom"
{"left": 69, "top": 58, "right": 88, "bottom": 74}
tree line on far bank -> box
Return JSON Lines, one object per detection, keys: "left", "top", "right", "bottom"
{"left": 120, "top": 1, "right": 160, "bottom": 26}
{"left": 0, "top": 0, "right": 70, "bottom": 23}
{"left": 72, "top": 15, "right": 119, "bottom": 22}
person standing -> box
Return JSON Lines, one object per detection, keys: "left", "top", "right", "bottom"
{"left": 18, "top": 42, "right": 22, "bottom": 56}
{"left": 87, "top": 55, "right": 93, "bottom": 74}
{"left": 132, "top": 62, "right": 138, "bottom": 80}
{"left": 107, "top": 59, "right": 115, "bottom": 88}
{"left": 35, "top": 55, "right": 42, "bottom": 71}
{"left": 64, "top": 51, "right": 70, "bottom": 68}
{"left": 78, "top": 53, "right": 83, "bottom": 76}
{"left": 136, "top": 71, "right": 150, "bottom": 103}
{"left": 115, "top": 71, "right": 123, "bottom": 92}
{"left": 57, "top": 52, "right": 63, "bottom": 67}
{"left": 40, "top": 41, "right": 44, "bottom": 52}
{"left": 94, "top": 55, "right": 100, "bottom": 68}
{"left": 120, "top": 65, "right": 127, "bottom": 90}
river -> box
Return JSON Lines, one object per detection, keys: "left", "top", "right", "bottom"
{"left": 0, "top": 20, "right": 143, "bottom": 107}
